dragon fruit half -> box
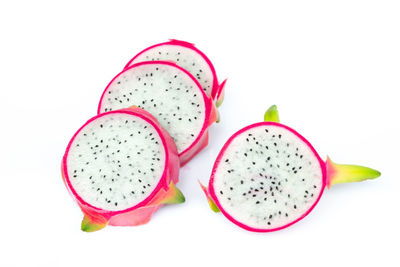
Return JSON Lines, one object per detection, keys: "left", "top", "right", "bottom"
{"left": 200, "top": 105, "right": 380, "bottom": 232}
{"left": 124, "top": 39, "right": 227, "bottom": 107}
{"left": 62, "top": 107, "right": 184, "bottom": 232}
{"left": 98, "top": 61, "right": 218, "bottom": 166}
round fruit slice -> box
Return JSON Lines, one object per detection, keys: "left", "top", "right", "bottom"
{"left": 62, "top": 107, "right": 184, "bottom": 232}
{"left": 98, "top": 61, "right": 217, "bottom": 166}
{"left": 200, "top": 105, "right": 380, "bottom": 232}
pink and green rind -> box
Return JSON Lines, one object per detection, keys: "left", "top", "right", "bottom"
{"left": 215, "top": 79, "right": 227, "bottom": 108}
{"left": 62, "top": 107, "right": 181, "bottom": 232}
{"left": 207, "top": 121, "right": 326, "bottom": 232}
{"left": 97, "top": 61, "right": 217, "bottom": 166}
{"left": 199, "top": 181, "right": 220, "bottom": 213}
{"left": 325, "top": 157, "right": 381, "bottom": 188}
{"left": 124, "top": 39, "right": 221, "bottom": 100}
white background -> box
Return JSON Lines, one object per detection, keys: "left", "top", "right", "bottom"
{"left": 0, "top": 1, "right": 398, "bottom": 266}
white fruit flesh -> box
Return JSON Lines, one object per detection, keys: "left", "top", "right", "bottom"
{"left": 66, "top": 112, "right": 166, "bottom": 211}
{"left": 128, "top": 45, "right": 214, "bottom": 97}
{"left": 212, "top": 125, "right": 323, "bottom": 230}
{"left": 99, "top": 63, "right": 206, "bottom": 154}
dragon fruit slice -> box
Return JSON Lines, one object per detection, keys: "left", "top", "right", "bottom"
{"left": 98, "top": 61, "right": 218, "bottom": 166}
{"left": 62, "top": 107, "right": 184, "bottom": 232}
{"left": 200, "top": 105, "right": 380, "bottom": 232}
{"left": 124, "top": 39, "right": 227, "bottom": 105}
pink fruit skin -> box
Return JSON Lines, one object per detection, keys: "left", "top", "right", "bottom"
{"left": 62, "top": 107, "right": 180, "bottom": 227}
{"left": 179, "top": 131, "right": 209, "bottom": 166}
{"left": 98, "top": 61, "right": 217, "bottom": 167}
{"left": 208, "top": 121, "right": 327, "bottom": 233}
{"left": 124, "top": 39, "right": 221, "bottom": 100}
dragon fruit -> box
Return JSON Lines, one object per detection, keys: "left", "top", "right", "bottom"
{"left": 124, "top": 39, "right": 227, "bottom": 106}
{"left": 98, "top": 61, "right": 218, "bottom": 166}
{"left": 200, "top": 105, "right": 380, "bottom": 232}
{"left": 62, "top": 107, "right": 184, "bottom": 232}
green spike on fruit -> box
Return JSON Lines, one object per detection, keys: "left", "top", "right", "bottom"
{"left": 216, "top": 79, "right": 227, "bottom": 108}
{"left": 159, "top": 182, "right": 186, "bottom": 205}
{"left": 81, "top": 215, "right": 107, "bottom": 232}
{"left": 326, "top": 157, "right": 381, "bottom": 188}
{"left": 199, "top": 180, "right": 220, "bottom": 213}
{"left": 264, "top": 105, "right": 280, "bottom": 122}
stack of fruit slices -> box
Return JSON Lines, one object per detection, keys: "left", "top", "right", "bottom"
{"left": 62, "top": 40, "right": 225, "bottom": 231}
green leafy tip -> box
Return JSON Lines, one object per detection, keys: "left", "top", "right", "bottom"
{"left": 199, "top": 180, "right": 220, "bottom": 213}
{"left": 161, "top": 182, "right": 185, "bottom": 205}
{"left": 81, "top": 215, "right": 107, "bottom": 232}
{"left": 264, "top": 105, "right": 280, "bottom": 123}
{"left": 326, "top": 157, "right": 381, "bottom": 188}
